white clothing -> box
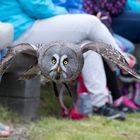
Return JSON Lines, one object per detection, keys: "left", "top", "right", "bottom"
{"left": 0, "top": 22, "right": 13, "bottom": 50}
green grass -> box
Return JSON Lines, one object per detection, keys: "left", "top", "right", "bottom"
{"left": 29, "top": 114, "right": 140, "bottom": 140}
{"left": 0, "top": 83, "right": 140, "bottom": 140}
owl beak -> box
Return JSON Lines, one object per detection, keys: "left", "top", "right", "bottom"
{"left": 56, "top": 66, "right": 61, "bottom": 73}
{"left": 55, "top": 66, "right": 62, "bottom": 80}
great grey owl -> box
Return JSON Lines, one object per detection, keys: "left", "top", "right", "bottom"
{"left": 0, "top": 41, "right": 140, "bottom": 82}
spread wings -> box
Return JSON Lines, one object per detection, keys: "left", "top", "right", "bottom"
{"left": 1, "top": 41, "right": 140, "bottom": 81}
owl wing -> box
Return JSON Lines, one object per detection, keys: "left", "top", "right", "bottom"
{"left": 0, "top": 43, "right": 39, "bottom": 80}
{"left": 81, "top": 41, "right": 140, "bottom": 80}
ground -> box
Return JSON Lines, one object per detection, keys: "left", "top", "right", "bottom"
{"left": 0, "top": 84, "right": 140, "bottom": 140}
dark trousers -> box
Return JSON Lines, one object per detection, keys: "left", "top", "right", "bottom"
{"left": 112, "top": 11, "right": 140, "bottom": 43}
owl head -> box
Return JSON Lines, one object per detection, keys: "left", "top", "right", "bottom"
{"left": 38, "top": 42, "right": 84, "bottom": 83}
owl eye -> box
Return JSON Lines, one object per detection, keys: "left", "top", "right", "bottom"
{"left": 63, "top": 58, "right": 69, "bottom": 65}
{"left": 51, "top": 57, "right": 57, "bottom": 64}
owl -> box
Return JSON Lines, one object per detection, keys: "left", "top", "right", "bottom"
{"left": 0, "top": 41, "right": 140, "bottom": 82}
{"left": 1, "top": 41, "right": 140, "bottom": 114}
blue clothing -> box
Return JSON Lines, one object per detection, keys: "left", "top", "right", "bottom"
{"left": 113, "top": 33, "right": 135, "bottom": 53}
{"left": 126, "top": 0, "right": 140, "bottom": 12}
{"left": 112, "top": 11, "right": 140, "bottom": 43}
{"left": 0, "top": 0, "right": 67, "bottom": 40}
{"left": 0, "top": 48, "right": 8, "bottom": 61}
{"left": 53, "top": 0, "right": 85, "bottom": 13}
{"left": 0, "top": 48, "right": 8, "bottom": 80}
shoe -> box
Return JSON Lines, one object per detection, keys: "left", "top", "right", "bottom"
{"left": 114, "top": 96, "right": 140, "bottom": 113}
{"left": 93, "top": 103, "right": 126, "bottom": 120}
{"left": 116, "top": 103, "right": 140, "bottom": 113}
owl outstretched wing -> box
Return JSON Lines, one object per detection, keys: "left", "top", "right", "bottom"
{"left": 81, "top": 41, "right": 140, "bottom": 80}
{"left": 0, "top": 43, "right": 39, "bottom": 80}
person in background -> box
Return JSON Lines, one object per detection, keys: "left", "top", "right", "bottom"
{"left": 83, "top": 0, "right": 135, "bottom": 53}
{"left": 0, "top": 0, "right": 127, "bottom": 120}
{"left": 112, "top": 0, "right": 140, "bottom": 110}
{"left": 54, "top": 0, "right": 140, "bottom": 113}
{"left": 82, "top": 0, "right": 140, "bottom": 113}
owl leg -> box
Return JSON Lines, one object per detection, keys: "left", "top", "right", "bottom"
{"left": 52, "top": 82, "right": 69, "bottom": 116}
{"left": 63, "top": 83, "right": 72, "bottom": 97}
{"left": 52, "top": 82, "right": 59, "bottom": 97}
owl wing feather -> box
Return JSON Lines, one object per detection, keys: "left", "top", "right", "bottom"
{"left": 0, "top": 43, "right": 39, "bottom": 80}
{"left": 81, "top": 41, "right": 140, "bottom": 80}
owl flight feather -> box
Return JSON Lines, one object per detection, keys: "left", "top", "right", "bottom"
{"left": 81, "top": 41, "right": 140, "bottom": 80}
{"left": 0, "top": 41, "right": 140, "bottom": 82}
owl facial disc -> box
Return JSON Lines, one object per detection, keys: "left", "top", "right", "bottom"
{"left": 38, "top": 42, "right": 84, "bottom": 83}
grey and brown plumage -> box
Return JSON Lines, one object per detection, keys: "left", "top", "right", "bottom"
{"left": 0, "top": 41, "right": 140, "bottom": 82}
{"left": 81, "top": 41, "right": 140, "bottom": 80}
{"left": 0, "top": 43, "right": 38, "bottom": 79}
